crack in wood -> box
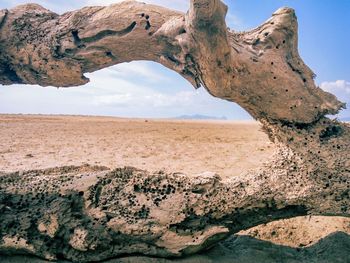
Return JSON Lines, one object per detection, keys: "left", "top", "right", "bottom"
{"left": 80, "top": 21, "right": 137, "bottom": 43}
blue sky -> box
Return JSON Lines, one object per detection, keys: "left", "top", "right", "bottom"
{"left": 0, "top": 0, "right": 349, "bottom": 120}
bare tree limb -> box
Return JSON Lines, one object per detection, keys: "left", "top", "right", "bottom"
{"left": 0, "top": 1, "right": 344, "bottom": 122}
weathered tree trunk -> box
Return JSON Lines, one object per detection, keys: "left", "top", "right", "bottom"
{"left": 0, "top": 0, "right": 349, "bottom": 262}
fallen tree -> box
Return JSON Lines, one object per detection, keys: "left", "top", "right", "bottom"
{"left": 0, "top": 0, "right": 349, "bottom": 262}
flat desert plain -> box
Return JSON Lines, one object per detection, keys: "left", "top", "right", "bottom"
{"left": 0, "top": 114, "right": 275, "bottom": 178}
{"left": 0, "top": 114, "right": 349, "bottom": 262}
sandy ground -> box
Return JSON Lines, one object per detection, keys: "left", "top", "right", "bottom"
{"left": 0, "top": 114, "right": 349, "bottom": 262}
{"left": 0, "top": 114, "right": 275, "bottom": 178}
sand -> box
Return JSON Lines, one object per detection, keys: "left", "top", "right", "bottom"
{"left": 0, "top": 114, "right": 275, "bottom": 178}
{"left": 0, "top": 114, "right": 349, "bottom": 262}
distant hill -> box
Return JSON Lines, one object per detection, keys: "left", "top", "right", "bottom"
{"left": 174, "top": 114, "right": 228, "bottom": 120}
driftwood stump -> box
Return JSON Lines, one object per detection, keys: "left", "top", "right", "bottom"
{"left": 0, "top": 1, "right": 349, "bottom": 262}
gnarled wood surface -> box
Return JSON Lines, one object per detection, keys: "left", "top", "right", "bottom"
{"left": 0, "top": 0, "right": 349, "bottom": 262}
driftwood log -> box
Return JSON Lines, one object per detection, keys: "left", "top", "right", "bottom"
{"left": 0, "top": 0, "right": 349, "bottom": 262}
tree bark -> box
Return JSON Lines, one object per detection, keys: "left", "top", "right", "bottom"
{"left": 0, "top": 0, "right": 349, "bottom": 262}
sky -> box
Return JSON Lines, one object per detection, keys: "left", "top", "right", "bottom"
{"left": 0, "top": 0, "right": 349, "bottom": 120}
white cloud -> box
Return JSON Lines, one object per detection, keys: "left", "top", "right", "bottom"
{"left": 93, "top": 88, "right": 200, "bottom": 109}
{"left": 226, "top": 12, "right": 242, "bottom": 29}
{"left": 84, "top": 63, "right": 223, "bottom": 110}
{"left": 320, "top": 80, "right": 350, "bottom": 103}
{"left": 0, "top": 60, "right": 250, "bottom": 119}
{"left": 320, "top": 80, "right": 350, "bottom": 120}
{"left": 107, "top": 62, "right": 168, "bottom": 83}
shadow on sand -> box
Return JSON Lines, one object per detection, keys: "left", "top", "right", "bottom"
{"left": 1, "top": 232, "right": 349, "bottom": 263}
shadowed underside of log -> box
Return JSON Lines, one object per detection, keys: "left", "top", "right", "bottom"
{"left": 0, "top": 0, "right": 349, "bottom": 262}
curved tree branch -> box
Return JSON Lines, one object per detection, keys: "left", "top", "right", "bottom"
{"left": 0, "top": 1, "right": 349, "bottom": 262}
{"left": 0, "top": 1, "right": 344, "bottom": 122}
